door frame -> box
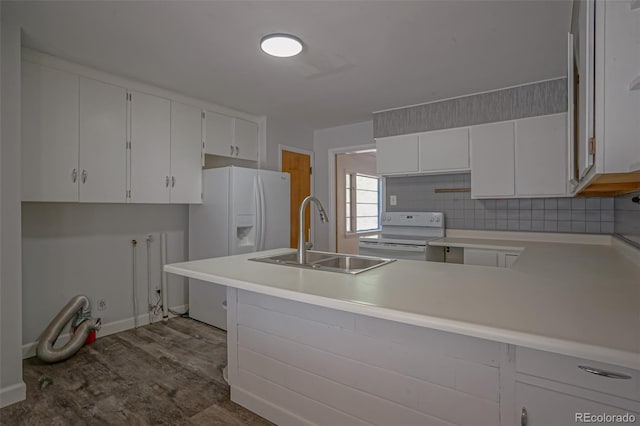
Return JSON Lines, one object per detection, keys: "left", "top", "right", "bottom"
{"left": 328, "top": 143, "right": 377, "bottom": 252}
{"left": 278, "top": 144, "right": 315, "bottom": 245}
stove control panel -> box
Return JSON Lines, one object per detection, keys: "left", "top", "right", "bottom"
{"left": 381, "top": 212, "right": 444, "bottom": 228}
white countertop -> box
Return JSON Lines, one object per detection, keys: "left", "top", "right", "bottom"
{"left": 165, "top": 234, "right": 640, "bottom": 370}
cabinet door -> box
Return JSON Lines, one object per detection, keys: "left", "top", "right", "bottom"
{"left": 234, "top": 118, "right": 258, "bottom": 161}
{"left": 129, "top": 91, "right": 171, "bottom": 203}
{"left": 573, "top": 0, "right": 596, "bottom": 180}
{"left": 516, "top": 383, "right": 639, "bottom": 426}
{"left": 170, "top": 101, "right": 203, "bottom": 204}
{"left": 515, "top": 114, "right": 567, "bottom": 197}
{"left": 470, "top": 121, "right": 515, "bottom": 198}
{"left": 418, "top": 127, "right": 469, "bottom": 172}
{"left": 78, "top": 78, "right": 127, "bottom": 202}
{"left": 204, "top": 110, "right": 234, "bottom": 157}
{"left": 21, "top": 61, "right": 79, "bottom": 201}
{"left": 375, "top": 135, "right": 419, "bottom": 175}
{"left": 464, "top": 248, "right": 498, "bottom": 267}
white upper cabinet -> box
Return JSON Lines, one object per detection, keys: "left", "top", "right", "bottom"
{"left": 470, "top": 121, "right": 515, "bottom": 198}
{"left": 170, "top": 101, "right": 203, "bottom": 204}
{"left": 129, "top": 91, "right": 171, "bottom": 203}
{"left": 515, "top": 114, "right": 567, "bottom": 197}
{"left": 79, "top": 77, "right": 127, "bottom": 203}
{"left": 234, "top": 118, "right": 259, "bottom": 161}
{"left": 204, "top": 111, "right": 258, "bottom": 161}
{"left": 471, "top": 114, "right": 568, "bottom": 198}
{"left": 22, "top": 61, "right": 79, "bottom": 202}
{"left": 21, "top": 52, "right": 259, "bottom": 204}
{"left": 376, "top": 134, "right": 419, "bottom": 175}
{"left": 204, "top": 110, "right": 234, "bottom": 157}
{"left": 418, "top": 127, "right": 469, "bottom": 172}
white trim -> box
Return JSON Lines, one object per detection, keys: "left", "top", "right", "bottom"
{"left": 373, "top": 76, "right": 567, "bottom": 114}
{"left": 327, "top": 143, "right": 377, "bottom": 252}
{"left": 21, "top": 305, "right": 188, "bottom": 359}
{"left": 231, "top": 385, "right": 314, "bottom": 426}
{"left": 278, "top": 145, "right": 315, "bottom": 245}
{"left": 0, "top": 382, "right": 26, "bottom": 408}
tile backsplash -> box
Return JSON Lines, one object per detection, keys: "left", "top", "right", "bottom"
{"left": 385, "top": 174, "right": 614, "bottom": 234}
{"left": 614, "top": 191, "right": 640, "bottom": 247}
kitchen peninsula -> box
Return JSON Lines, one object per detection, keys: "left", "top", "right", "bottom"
{"left": 165, "top": 233, "right": 640, "bottom": 426}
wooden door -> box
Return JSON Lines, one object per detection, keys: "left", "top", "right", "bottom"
{"left": 281, "top": 150, "right": 311, "bottom": 248}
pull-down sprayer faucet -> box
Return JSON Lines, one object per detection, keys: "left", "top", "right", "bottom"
{"left": 297, "top": 196, "right": 328, "bottom": 264}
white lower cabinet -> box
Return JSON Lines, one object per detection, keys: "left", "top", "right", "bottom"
{"left": 516, "top": 383, "right": 639, "bottom": 426}
{"left": 464, "top": 248, "right": 520, "bottom": 267}
{"left": 515, "top": 347, "right": 640, "bottom": 426}
{"left": 129, "top": 91, "right": 171, "bottom": 203}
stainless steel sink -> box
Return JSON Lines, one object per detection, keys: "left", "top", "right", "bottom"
{"left": 249, "top": 251, "right": 395, "bottom": 274}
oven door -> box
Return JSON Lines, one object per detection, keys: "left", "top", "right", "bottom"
{"left": 358, "top": 241, "right": 427, "bottom": 261}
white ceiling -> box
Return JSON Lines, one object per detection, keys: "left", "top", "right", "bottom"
{"left": 4, "top": 1, "right": 572, "bottom": 130}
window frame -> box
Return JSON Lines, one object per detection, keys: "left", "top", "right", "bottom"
{"left": 345, "top": 171, "right": 382, "bottom": 235}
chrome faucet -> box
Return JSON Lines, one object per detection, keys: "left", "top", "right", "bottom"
{"left": 297, "top": 196, "right": 328, "bottom": 264}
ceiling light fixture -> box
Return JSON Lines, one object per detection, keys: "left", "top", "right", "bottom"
{"left": 260, "top": 33, "right": 303, "bottom": 58}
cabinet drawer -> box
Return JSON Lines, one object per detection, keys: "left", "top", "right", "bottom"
{"left": 516, "top": 347, "right": 640, "bottom": 401}
{"left": 516, "top": 383, "right": 640, "bottom": 426}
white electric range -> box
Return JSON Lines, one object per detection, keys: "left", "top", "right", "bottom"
{"left": 359, "top": 212, "right": 444, "bottom": 260}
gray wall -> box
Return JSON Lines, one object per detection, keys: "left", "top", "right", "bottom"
{"left": 1, "top": 20, "right": 26, "bottom": 406}
{"left": 313, "top": 121, "right": 374, "bottom": 251}
{"left": 386, "top": 174, "right": 614, "bottom": 234}
{"left": 22, "top": 203, "right": 189, "bottom": 345}
{"left": 614, "top": 191, "right": 640, "bottom": 247}
{"left": 373, "top": 78, "right": 566, "bottom": 138}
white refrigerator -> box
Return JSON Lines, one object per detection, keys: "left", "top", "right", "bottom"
{"left": 189, "top": 166, "right": 290, "bottom": 330}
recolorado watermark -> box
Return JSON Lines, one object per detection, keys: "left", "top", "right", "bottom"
{"left": 575, "top": 412, "right": 637, "bottom": 423}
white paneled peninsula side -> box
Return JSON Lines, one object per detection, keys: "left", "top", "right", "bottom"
{"left": 165, "top": 234, "right": 640, "bottom": 426}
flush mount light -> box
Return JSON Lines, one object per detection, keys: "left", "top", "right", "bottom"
{"left": 260, "top": 33, "right": 303, "bottom": 58}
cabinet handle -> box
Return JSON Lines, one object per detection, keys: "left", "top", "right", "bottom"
{"left": 171, "top": 176, "right": 175, "bottom": 188}
{"left": 71, "top": 168, "right": 77, "bottom": 183}
{"left": 165, "top": 176, "right": 170, "bottom": 187}
{"left": 235, "top": 146, "right": 239, "bottom": 156}
{"left": 230, "top": 145, "right": 234, "bottom": 155}
{"left": 578, "top": 365, "right": 632, "bottom": 379}
{"left": 521, "top": 407, "right": 528, "bottom": 426}
{"left": 81, "top": 170, "right": 87, "bottom": 184}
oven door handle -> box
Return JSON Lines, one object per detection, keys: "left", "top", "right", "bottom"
{"left": 359, "top": 242, "right": 426, "bottom": 252}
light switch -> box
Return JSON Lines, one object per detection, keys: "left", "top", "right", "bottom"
{"left": 389, "top": 195, "right": 397, "bottom": 206}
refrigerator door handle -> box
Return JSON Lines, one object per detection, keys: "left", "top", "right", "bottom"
{"left": 258, "top": 176, "right": 267, "bottom": 251}
{"left": 254, "top": 176, "right": 261, "bottom": 251}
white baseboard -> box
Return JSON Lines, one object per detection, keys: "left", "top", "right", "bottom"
{"left": 22, "top": 304, "right": 188, "bottom": 359}
{"left": 0, "top": 381, "right": 26, "bottom": 408}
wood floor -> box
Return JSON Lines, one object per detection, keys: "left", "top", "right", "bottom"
{"left": 0, "top": 318, "right": 272, "bottom": 425}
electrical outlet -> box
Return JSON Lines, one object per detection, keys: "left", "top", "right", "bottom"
{"left": 97, "top": 298, "right": 107, "bottom": 311}
{"left": 390, "top": 195, "right": 397, "bottom": 206}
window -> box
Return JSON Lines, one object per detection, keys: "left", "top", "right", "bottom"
{"left": 346, "top": 173, "right": 381, "bottom": 233}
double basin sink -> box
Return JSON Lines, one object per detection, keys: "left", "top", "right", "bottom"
{"left": 249, "top": 251, "right": 395, "bottom": 275}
